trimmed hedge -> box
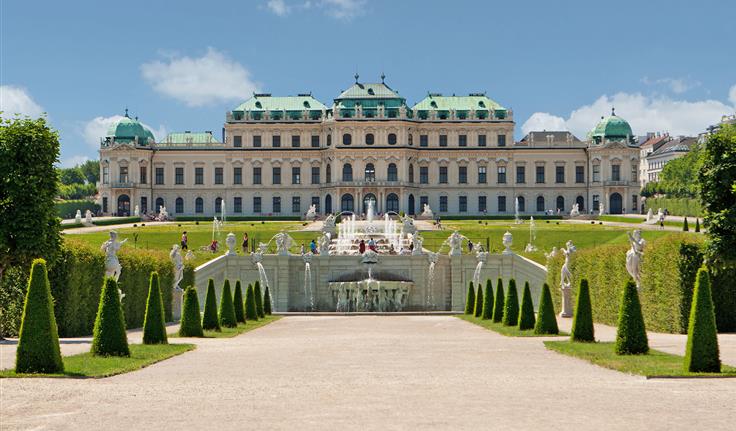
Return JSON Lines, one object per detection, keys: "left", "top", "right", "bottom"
{"left": 615, "top": 280, "right": 649, "bottom": 355}
{"left": 55, "top": 199, "right": 99, "bottom": 219}
{"left": 202, "top": 279, "right": 220, "bottom": 331}
{"left": 263, "top": 285, "right": 273, "bottom": 315}
{"left": 91, "top": 277, "right": 130, "bottom": 357}
{"left": 233, "top": 280, "right": 245, "bottom": 323}
{"left": 710, "top": 268, "right": 736, "bottom": 332}
{"left": 245, "top": 283, "right": 258, "bottom": 321}
{"left": 175, "top": 216, "right": 301, "bottom": 222}
{"left": 219, "top": 280, "right": 237, "bottom": 328}
{"left": 178, "top": 286, "right": 203, "bottom": 337}
{"left": 15, "top": 259, "right": 64, "bottom": 373}
{"left": 518, "top": 281, "right": 535, "bottom": 330}
{"left": 91, "top": 216, "right": 140, "bottom": 226}
{"left": 683, "top": 217, "right": 689, "bottom": 232}
{"left": 437, "top": 215, "right": 564, "bottom": 221}
{"left": 684, "top": 268, "right": 720, "bottom": 372}
{"left": 474, "top": 283, "right": 483, "bottom": 318}
{"left": 570, "top": 279, "right": 594, "bottom": 342}
{"left": 254, "top": 281, "right": 265, "bottom": 318}
{"left": 492, "top": 279, "right": 504, "bottom": 323}
{"left": 142, "top": 272, "right": 168, "bottom": 344}
{"left": 464, "top": 282, "right": 475, "bottom": 315}
{"left": 502, "top": 279, "right": 519, "bottom": 326}
{"left": 534, "top": 283, "right": 559, "bottom": 335}
{"left": 481, "top": 279, "right": 493, "bottom": 320}
{"left": 645, "top": 197, "right": 702, "bottom": 217}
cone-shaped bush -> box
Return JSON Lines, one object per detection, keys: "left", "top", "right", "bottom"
{"left": 91, "top": 277, "right": 130, "bottom": 357}
{"left": 502, "top": 279, "right": 519, "bottom": 326}
{"left": 492, "top": 278, "right": 505, "bottom": 323}
{"left": 615, "top": 280, "right": 649, "bottom": 355}
{"left": 202, "top": 279, "right": 221, "bottom": 331}
{"left": 481, "top": 279, "right": 493, "bottom": 320}
{"left": 15, "top": 259, "right": 64, "bottom": 374}
{"left": 178, "top": 286, "right": 204, "bottom": 337}
{"left": 254, "top": 281, "right": 265, "bottom": 318}
{"left": 474, "top": 283, "right": 484, "bottom": 317}
{"left": 464, "top": 282, "right": 475, "bottom": 315}
{"left": 534, "top": 283, "right": 559, "bottom": 335}
{"left": 518, "top": 282, "right": 536, "bottom": 330}
{"left": 571, "top": 279, "right": 594, "bottom": 342}
{"left": 142, "top": 272, "right": 168, "bottom": 344}
{"left": 263, "top": 285, "right": 273, "bottom": 315}
{"left": 695, "top": 218, "right": 700, "bottom": 232}
{"left": 233, "top": 280, "right": 245, "bottom": 323}
{"left": 684, "top": 267, "right": 720, "bottom": 372}
{"left": 245, "top": 283, "right": 259, "bottom": 321}
{"left": 683, "top": 217, "right": 689, "bottom": 231}
{"left": 219, "top": 280, "right": 237, "bottom": 328}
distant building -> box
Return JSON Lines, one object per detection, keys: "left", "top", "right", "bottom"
{"left": 638, "top": 133, "right": 669, "bottom": 186}
{"left": 645, "top": 136, "right": 698, "bottom": 183}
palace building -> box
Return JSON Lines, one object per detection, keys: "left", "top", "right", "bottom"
{"left": 98, "top": 76, "right": 641, "bottom": 218}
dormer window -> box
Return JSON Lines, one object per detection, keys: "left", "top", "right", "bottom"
{"left": 255, "top": 101, "right": 262, "bottom": 109}
{"left": 478, "top": 101, "right": 486, "bottom": 108}
{"left": 303, "top": 101, "right": 311, "bottom": 108}
{"left": 367, "top": 88, "right": 375, "bottom": 95}
{"left": 430, "top": 101, "right": 438, "bottom": 108}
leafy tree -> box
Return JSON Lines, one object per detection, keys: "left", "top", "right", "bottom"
{"left": 534, "top": 283, "right": 559, "bottom": 335}
{"left": 502, "top": 279, "right": 519, "bottom": 326}
{"left": 15, "top": 259, "right": 63, "bottom": 373}
{"left": 263, "top": 285, "right": 273, "bottom": 315}
{"left": 659, "top": 144, "right": 702, "bottom": 198}
{"left": 684, "top": 267, "right": 720, "bottom": 372}
{"left": 91, "top": 277, "right": 130, "bottom": 357}
{"left": 178, "top": 286, "right": 203, "bottom": 337}
{"left": 233, "top": 280, "right": 245, "bottom": 323}
{"left": 464, "top": 282, "right": 475, "bottom": 315}
{"left": 518, "top": 281, "right": 535, "bottom": 330}
{"left": 202, "top": 279, "right": 220, "bottom": 331}
{"left": 254, "top": 280, "right": 265, "bottom": 318}
{"left": 571, "top": 279, "right": 594, "bottom": 342}
{"left": 683, "top": 217, "right": 689, "bottom": 231}
{"left": 142, "top": 272, "right": 167, "bottom": 344}
{"left": 219, "top": 279, "right": 237, "bottom": 328}
{"left": 58, "top": 167, "right": 86, "bottom": 185}
{"left": 78, "top": 159, "right": 100, "bottom": 184}
{"left": 492, "top": 278, "right": 504, "bottom": 323}
{"left": 0, "top": 116, "right": 61, "bottom": 277}
{"left": 473, "top": 282, "right": 483, "bottom": 318}
{"left": 615, "top": 280, "right": 649, "bottom": 355}
{"left": 481, "top": 279, "right": 493, "bottom": 320}
{"left": 58, "top": 183, "right": 96, "bottom": 200}
{"left": 245, "top": 283, "right": 258, "bottom": 321}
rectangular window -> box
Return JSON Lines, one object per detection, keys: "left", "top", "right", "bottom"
{"left": 593, "top": 194, "right": 600, "bottom": 211}
{"left": 420, "top": 196, "right": 429, "bottom": 211}
{"left": 459, "top": 196, "right": 467, "bottom": 212}
{"left": 497, "top": 166, "right": 506, "bottom": 184}
{"left": 593, "top": 165, "right": 601, "bottom": 182}
{"left": 195, "top": 167, "right": 204, "bottom": 185}
{"left": 516, "top": 166, "right": 525, "bottom": 184}
{"left": 155, "top": 167, "right": 164, "bottom": 185}
{"left": 556, "top": 166, "right": 565, "bottom": 183}
{"left": 139, "top": 166, "right": 146, "bottom": 184}
{"left": 632, "top": 164, "right": 638, "bottom": 182}
{"left": 253, "top": 135, "right": 262, "bottom": 147}
{"left": 234, "top": 197, "right": 242, "bottom": 213}
{"left": 478, "top": 166, "right": 487, "bottom": 183}
{"left": 498, "top": 196, "right": 506, "bottom": 212}
{"left": 536, "top": 166, "right": 545, "bottom": 183}
{"left": 233, "top": 135, "right": 242, "bottom": 147}
{"left": 478, "top": 134, "right": 487, "bottom": 147}
{"left": 103, "top": 166, "right": 109, "bottom": 184}
{"left": 478, "top": 196, "right": 487, "bottom": 212}
{"left": 311, "top": 135, "right": 320, "bottom": 148}
{"left": 273, "top": 197, "right": 281, "bottom": 213}
{"left": 253, "top": 167, "right": 262, "bottom": 185}
{"left": 233, "top": 167, "right": 242, "bottom": 185}
{"left": 420, "top": 134, "right": 428, "bottom": 147}
{"left": 458, "top": 134, "right": 467, "bottom": 147}
{"left": 439, "top": 196, "right": 448, "bottom": 212}
{"left": 292, "top": 167, "right": 301, "bottom": 185}
{"left": 119, "top": 166, "right": 129, "bottom": 183}
{"left": 311, "top": 196, "right": 320, "bottom": 213}
{"left": 102, "top": 196, "right": 108, "bottom": 213}
{"left": 253, "top": 197, "right": 262, "bottom": 213}
{"left": 420, "top": 167, "right": 429, "bottom": 184}
{"left": 439, "top": 166, "right": 448, "bottom": 184}
{"left": 459, "top": 166, "right": 467, "bottom": 184}
{"left": 140, "top": 197, "right": 147, "bottom": 214}
{"left": 612, "top": 164, "right": 621, "bottom": 181}
{"left": 575, "top": 166, "right": 584, "bottom": 183}
{"left": 439, "top": 135, "right": 448, "bottom": 147}
{"left": 291, "top": 135, "right": 300, "bottom": 148}
{"left": 632, "top": 195, "right": 638, "bottom": 211}
{"left": 292, "top": 196, "right": 300, "bottom": 213}
{"left": 272, "top": 135, "right": 281, "bottom": 147}
{"left": 175, "top": 167, "right": 184, "bottom": 185}
{"left": 311, "top": 166, "right": 320, "bottom": 184}
{"left": 214, "top": 167, "right": 223, "bottom": 185}
{"left": 272, "top": 167, "right": 281, "bottom": 185}
{"left": 498, "top": 134, "right": 507, "bottom": 147}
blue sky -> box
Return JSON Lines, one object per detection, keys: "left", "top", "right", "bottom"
{"left": 2, "top": 0, "right": 735, "bottom": 167}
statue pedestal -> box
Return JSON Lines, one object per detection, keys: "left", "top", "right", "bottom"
{"left": 171, "top": 288, "right": 184, "bottom": 322}
{"left": 560, "top": 286, "right": 573, "bottom": 318}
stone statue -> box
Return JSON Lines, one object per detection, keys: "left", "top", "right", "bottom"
{"left": 420, "top": 204, "right": 434, "bottom": 219}
{"left": 399, "top": 104, "right": 406, "bottom": 118}
{"left": 101, "top": 231, "right": 127, "bottom": 294}
{"left": 305, "top": 204, "right": 317, "bottom": 220}
{"left": 448, "top": 231, "right": 463, "bottom": 256}
{"left": 502, "top": 231, "right": 513, "bottom": 255}
{"left": 185, "top": 250, "right": 195, "bottom": 261}
{"left": 85, "top": 209, "right": 93, "bottom": 224}
{"left": 317, "top": 233, "right": 331, "bottom": 255}
{"left": 323, "top": 214, "right": 337, "bottom": 235}
{"left": 400, "top": 215, "right": 416, "bottom": 238}
{"left": 626, "top": 229, "right": 646, "bottom": 289}
{"left": 333, "top": 104, "right": 340, "bottom": 119}
{"left": 75, "top": 209, "right": 82, "bottom": 224}
{"left": 411, "top": 234, "right": 423, "bottom": 256}
{"left": 569, "top": 203, "right": 580, "bottom": 217}
{"left": 275, "top": 231, "right": 292, "bottom": 256}
{"left": 544, "top": 246, "right": 558, "bottom": 261}
{"left": 170, "top": 244, "right": 184, "bottom": 291}
{"left": 355, "top": 103, "right": 363, "bottom": 118}
{"left": 560, "top": 240, "right": 576, "bottom": 317}
{"left": 599, "top": 202, "right": 605, "bottom": 216}
{"left": 134, "top": 205, "right": 140, "bottom": 217}
{"left": 646, "top": 208, "right": 653, "bottom": 221}
{"left": 225, "top": 232, "right": 237, "bottom": 256}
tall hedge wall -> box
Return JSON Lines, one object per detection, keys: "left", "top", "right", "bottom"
{"left": 644, "top": 197, "right": 702, "bottom": 217}
{"left": 55, "top": 199, "right": 99, "bottom": 219}
{"left": 546, "top": 234, "right": 704, "bottom": 333}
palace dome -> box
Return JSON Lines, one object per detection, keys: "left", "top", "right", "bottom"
{"left": 107, "top": 111, "right": 155, "bottom": 144}
{"left": 590, "top": 109, "right": 633, "bottom": 141}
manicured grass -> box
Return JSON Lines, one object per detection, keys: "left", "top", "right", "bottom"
{"left": 458, "top": 315, "right": 567, "bottom": 337}
{"left": 1, "top": 343, "right": 194, "bottom": 378}
{"left": 544, "top": 341, "right": 736, "bottom": 378}
{"left": 170, "top": 315, "right": 281, "bottom": 338}
{"left": 599, "top": 215, "right": 646, "bottom": 224}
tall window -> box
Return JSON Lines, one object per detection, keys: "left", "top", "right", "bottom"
{"left": 233, "top": 135, "right": 242, "bottom": 147}
{"left": 408, "top": 164, "right": 414, "bottom": 183}
{"left": 272, "top": 167, "right": 281, "bottom": 185}
{"left": 253, "top": 167, "right": 262, "bottom": 185}
{"left": 420, "top": 196, "right": 429, "bottom": 211}
{"left": 326, "top": 164, "right": 331, "bottom": 183}
{"left": 365, "top": 133, "right": 374, "bottom": 145}
{"left": 195, "top": 197, "right": 203, "bottom": 213}
{"left": 291, "top": 135, "right": 300, "bottom": 147}
{"left": 439, "top": 196, "right": 448, "bottom": 212}
{"left": 253, "top": 197, "right": 262, "bottom": 213}
{"left": 175, "top": 167, "right": 184, "bottom": 185}
{"left": 498, "top": 196, "right": 507, "bottom": 212}
{"left": 342, "top": 133, "right": 352, "bottom": 145}
{"left": 459, "top": 134, "right": 467, "bottom": 147}
{"left": 593, "top": 194, "right": 600, "bottom": 211}
{"left": 119, "top": 166, "right": 129, "bottom": 183}
{"left": 478, "top": 166, "right": 487, "bottom": 183}
{"left": 175, "top": 197, "right": 184, "bottom": 213}
{"left": 556, "top": 196, "right": 565, "bottom": 212}
{"left": 459, "top": 196, "right": 467, "bottom": 212}
{"left": 516, "top": 166, "right": 525, "bottom": 184}
{"left": 214, "top": 167, "right": 223, "bottom": 185}
{"left": 575, "top": 166, "right": 584, "bottom": 183}
{"left": 439, "top": 166, "right": 448, "bottom": 184}
{"left": 365, "top": 163, "right": 375, "bottom": 181}
{"left": 478, "top": 134, "right": 487, "bottom": 147}
{"left": 536, "top": 166, "right": 545, "bottom": 183}
{"left": 341, "top": 194, "right": 354, "bottom": 212}
{"left": 311, "top": 166, "right": 320, "bottom": 184}
{"left": 103, "top": 165, "right": 109, "bottom": 184}
{"left": 387, "top": 163, "right": 398, "bottom": 181}
{"left": 233, "top": 167, "right": 242, "bottom": 185}
{"left": 155, "top": 167, "right": 164, "bottom": 185}
{"left": 292, "top": 196, "right": 300, "bottom": 213}
{"left": 272, "top": 135, "right": 281, "bottom": 147}
{"left": 253, "top": 135, "right": 262, "bottom": 147}
{"left": 292, "top": 167, "right": 301, "bottom": 184}
{"left": 439, "top": 134, "right": 448, "bottom": 147}
{"left": 342, "top": 163, "right": 353, "bottom": 181}
{"left": 311, "top": 196, "right": 320, "bottom": 213}
{"left": 272, "top": 197, "right": 281, "bottom": 213}
{"left": 420, "top": 166, "right": 428, "bottom": 184}
{"left": 420, "top": 134, "right": 428, "bottom": 147}
{"left": 195, "top": 167, "right": 204, "bottom": 185}
{"left": 215, "top": 197, "right": 222, "bottom": 213}
{"left": 632, "top": 195, "right": 638, "bottom": 211}
{"left": 387, "top": 133, "right": 397, "bottom": 145}
{"left": 632, "top": 164, "right": 638, "bottom": 182}
{"left": 555, "top": 166, "right": 565, "bottom": 183}
{"left": 140, "top": 196, "right": 147, "bottom": 214}
{"left": 478, "top": 196, "right": 487, "bottom": 212}
{"left": 234, "top": 197, "right": 242, "bottom": 213}
{"left": 386, "top": 194, "right": 399, "bottom": 212}
{"left": 459, "top": 166, "right": 467, "bottom": 184}
{"left": 536, "top": 196, "right": 545, "bottom": 212}
{"left": 311, "top": 135, "right": 320, "bottom": 148}
{"left": 139, "top": 166, "right": 146, "bottom": 184}
{"left": 498, "top": 134, "right": 507, "bottom": 147}
{"left": 497, "top": 166, "right": 506, "bottom": 184}
{"left": 612, "top": 164, "right": 621, "bottom": 181}
{"left": 593, "top": 164, "right": 601, "bottom": 182}
{"left": 517, "top": 196, "right": 525, "bottom": 212}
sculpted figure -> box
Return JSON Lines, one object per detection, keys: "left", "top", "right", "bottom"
{"left": 101, "top": 231, "right": 127, "bottom": 285}
{"left": 626, "top": 230, "right": 646, "bottom": 288}
{"left": 170, "top": 244, "right": 184, "bottom": 291}
{"left": 448, "top": 231, "right": 463, "bottom": 256}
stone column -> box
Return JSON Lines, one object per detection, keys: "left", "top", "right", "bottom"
{"left": 560, "top": 285, "right": 573, "bottom": 318}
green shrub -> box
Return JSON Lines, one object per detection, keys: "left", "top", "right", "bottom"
{"left": 518, "top": 281, "right": 535, "bottom": 330}
{"left": 245, "top": 283, "right": 258, "bottom": 321}
{"left": 481, "top": 279, "right": 493, "bottom": 320}
{"left": 684, "top": 268, "right": 720, "bottom": 372}
{"left": 492, "top": 279, "right": 504, "bottom": 323}
{"left": 683, "top": 217, "right": 689, "bottom": 231}
{"left": 474, "top": 283, "right": 483, "bottom": 318}
{"left": 54, "top": 199, "right": 99, "bottom": 219}
{"left": 263, "top": 285, "right": 273, "bottom": 315}
{"left": 142, "top": 272, "right": 167, "bottom": 344}
{"left": 91, "top": 277, "right": 130, "bottom": 357}
{"left": 571, "top": 279, "right": 594, "bottom": 342}
{"left": 645, "top": 197, "right": 702, "bottom": 217}
{"left": 615, "top": 280, "right": 649, "bottom": 355}
{"left": 15, "top": 259, "right": 64, "bottom": 373}
{"left": 535, "top": 283, "right": 559, "bottom": 335}
{"left": 178, "top": 286, "right": 203, "bottom": 337}
{"left": 464, "top": 282, "right": 475, "bottom": 315}
{"left": 219, "top": 280, "right": 237, "bottom": 328}
{"left": 254, "top": 281, "right": 265, "bottom": 318}
{"left": 0, "top": 265, "right": 27, "bottom": 338}
{"left": 202, "top": 279, "right": 220, "bottom": 331}
{"left": 695, "top": 219, "right": 700, "bottom": 232}
{"left": 233, "top": 280, "right": 245, "bottom": 323}
{"left": 710, "top": 267, "right": 736, "bottom": 332}
{"left": 501, "top": 279, "right": 519, "bottom": 326}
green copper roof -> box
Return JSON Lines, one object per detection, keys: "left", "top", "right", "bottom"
{"left": 233, "top": 94, "right": 328, "bottom": 112}
{"left": 590, "top": 111, "right": 633, "bottom": 140}
{"left": 412, "top": 94, "right": 505, "bottom": 112}
{"left": 336, "top": 82, "right": 403, "bottom": 100}
{"left": 161, "top": 131, "right": 220, "bottom": 144}
{"left": 107, "top": 112, "right": 155, "bottom": 144}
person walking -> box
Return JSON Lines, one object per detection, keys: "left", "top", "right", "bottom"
{"left": 242, "top": 232, "right": 249, "bottom": 253}
{"left": 181, "top": 231, "right": 188, "bottom": 251}
{"left": 359, "top": 239, "right": 366, "bottom": 254}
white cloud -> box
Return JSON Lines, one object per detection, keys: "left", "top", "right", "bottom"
{"left": 523, "top": 88, "right": 736, "bottom": 138}
{"left": 264, "top": 0, "right": 363, "bottom": 20}
{"left": 641, "top": 76, "right": 701, "bottom": 94}
{"left": 59, "top": 155, "right": 90, "bottom": 168}
{"left": 0, "top": 85, "right": 44, "bottom": 118}
{"left": 82, "top": 115, "right": 167, "bottom": 148}
{"left": 267, "top": 0, "right": 291, "bottom": 15}
{"left": 140, "top": 48, "right": 259, "bottom": 107}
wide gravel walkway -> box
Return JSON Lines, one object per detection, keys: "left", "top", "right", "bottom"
{"left": 2, "top": 316, "right": 735, "bottom": 430}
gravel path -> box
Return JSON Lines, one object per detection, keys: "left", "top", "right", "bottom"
{"left": 2, "top": 316, "right": 735, "bottom": 430}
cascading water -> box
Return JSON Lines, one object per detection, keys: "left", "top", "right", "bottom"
{"left": 255, "top": 261, "right": 273, "bottom": 311}
{"left": 426, "top": 252, "right": 438, "bottom": 310}
{"left": 472, "top": 260, "right": 484, "bottom": 286}
{"left": 303, "top": 260, "right": 314, "bottom": 311}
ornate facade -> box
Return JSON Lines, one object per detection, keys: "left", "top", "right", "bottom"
{"left": 98, "top": 77, "right": 641, "bottom": 217}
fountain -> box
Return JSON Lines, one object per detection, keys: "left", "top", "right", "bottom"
{"left": 303, "top": 253, "right": 314, "bottom": 311}
{"left": 524, "top": 216, "right": 537, "bottom": 252}
{"left": 251, "top": 247, "right": 274, "bottom": 311}
{"left": 221, "top": 200, "right": 226, "bottom": 224}
{"left": 472, "top": 251, "right": 488, "bottom": 287}
{"left": 426, "top": 252, "right": 439, "bottom": 310}
{"left": 515, "top": 197, "right": 523, "bottom": 224}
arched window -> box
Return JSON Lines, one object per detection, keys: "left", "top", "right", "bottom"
{"left": 155, "top": 197, "right": 164, "bottom": 213}
{"left": 536, "top": 196, "right": 545, "bottom": 212}
{"left": 327, "top": 134, "right": 332, "bottom": 146}
{"left": 215, "top": 197, "right": 223, "bottom": 213}
{"left": 576, "top": 195, "right": 585, "bottom": 211}
{"left": 408, "top": 194, "right": 415, "bottom": 215}
{"left": 325, "top": 194, "right": 332, "bottom": 214}
{"left": 195, "top": 197, "right": 204, "bottom": 213}
{"left": 408, "top": 164, "right": 414, "bottom": 183}
{"left": 341, "top": 193, "right": 354, "bottom": 212}
{"left": 387, "top": 163, "right": 398, "bottom": 181}
{"left": 117, "top": 194, "right": 130, "bottom": 216}
{"left": 386, "top": 193, "right": 399, "bottom": 213}
{"left": 326, "top": 164, "right": 332, "bottom": 183}
{"left": 365, "top": 133, "right": 374, "bottom": 145}
{"left": 342, "top": 133, "right": 352, "bottom": 145}
{"left": 342, "top": 163, "right": 353, "bottom": 181}
{"left": 556, "top": 196, "right": 565, "bottom": 213}
{"left": 388, "top": 133, "right": 397, "bottom": 145}
{"left": 517, "top": 196, "right": 525, "bottom": 212}
{"left": 365, "top": 163, "right": 375, "bottom": 181}
{"left": 175, "top": 197, "right": 184, "bottom": 213}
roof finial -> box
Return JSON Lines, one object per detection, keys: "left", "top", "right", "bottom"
{"left": 381, "top": 72, "right": 386, "bottom": 83}
{"left": 611, "top": 106, "right": 616, "bottom": 116}
{"left": 354, "top": 72, "right": 359, "bottom": 83}
{"left": 124, "top": 107, "right": 129, "bottom": 118}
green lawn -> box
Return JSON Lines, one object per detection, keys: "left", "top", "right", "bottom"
{"left": 170, "top": 315, "right": 280, "bottom": 338}
{"left": 458, "top": 314, "right": 567, "bottom": 337}
{"left": 545, "top": 341, "right": 736, "bottom": 378}
{"left": 599, "top": 215, "right": 646, "bottom": 224}
{"left": 1, "top": 343, "right": 194, "bottom": 378}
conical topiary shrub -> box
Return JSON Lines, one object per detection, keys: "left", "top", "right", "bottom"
{"left": 502, "top": 279, "right": 519, "bottom": 326}
{"left": 91, "top": 277, "right": 130, "bottom": 357}
{"left": 695, "top": 218, "right": 700, "bottom": 232}
{"left": 684, "top": 267, "right": 720, "bottom": 372}
{"left": 474, "top": 283, "right": 484, "bottom": 318}
{"left": 254, "top": 281, "right": 265, "bottom": 318}
{"left": 492, "top": 278, "right": 504, "bottom": 323}
{"left": 481, "top": 279, "right": 493, "bottom": 320}
{"left": 534, "top": 283, "right": 559, "bottom": 335}
{"left": 178, "top": 286, "right": 204, "bottom": 337}
{"left": 202, "top": 279, "right": 221, "bottom": 331}
{"left": 142, "top": 271, "right": 168, "bottom": 344}
{"left": 219, "top": 280, "right": 237, "bottom": 328}
{"left": 615, "top": 280, "right": 649, "bottom": 355}
{"left": 571, "top": 279, "right": 594, "bottom": 342}
{"left": 464, "top": 282, "right": 475, "bottom": 315}
{"left": 683, "top": 217, "right": 689, "bottom": 231}
{"left": 15, "top": 259, "right": 64, "bottom": 374}
{"left": 263, "top": 285, "right": 273, "bottom": 315}
{"left": 518, "top": 281, "right": 536, "bottom": 330}
{"left": 233, "top": 280, "right": 245, "bottom": 323}
{"left": 245, "top": 283, "right": 259, "bottom": 321}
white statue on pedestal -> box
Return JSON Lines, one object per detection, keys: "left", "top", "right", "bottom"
{"left": 85, "top": 209, "right": 93, "bottom": 224}
{"left": 502, "top": 231, "right": 513, "bottom": 255}
{"left": 225, "top": 232, "right": 237, "bottom": 256}
{"left": 134, "top": 205, "right": 140, "bottom": 217}
{"left": 448, "top": 231, "right": 463, "bottom": 256}
{"left": 101, "top": 231, "right": 127, "bottom": 300}
{"left": 626, "top": 229, "right": 646, "bottom": 289}
{"left": 569, "top": 203, "right": 580, "bottom": 217}
{"left": 317, "top": 233, "right": 331, "bottom": 255}
{"left": 560, "top": 240, "right": 576, "bottom": 317}
{"left": 275, "top": 232, "right": 292, "bottom": 256}
{"left": 305, "top": 204, "right": 317, "bottom": 220}
{"left": 420, "top": 204, "right": 434, "bottom": 219}
{"left": 646, "top": 208, "right": 653, "bottom": 222}
{"left": 170, "top": 244, "right": 184, "bottom": 291}
{"left": 400, "top": 215, "right": 416, "bottom": 238}
{"left": 599, "top": 202, "right": 605, "bottom": 216}
{"left": 75, "top": 209, "right": 82, "bottom": 224}
{"left": 411, "top": 234, "right": 423, "bottom": 256}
